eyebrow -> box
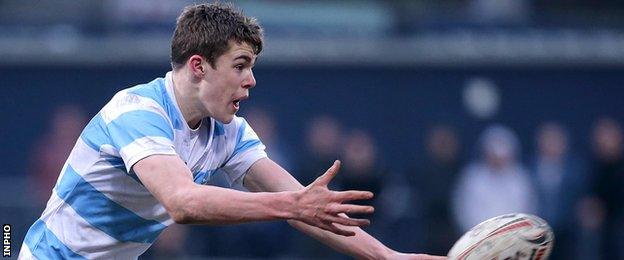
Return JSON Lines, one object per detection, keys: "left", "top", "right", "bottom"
{"left": 234, "top": 54, "right": 256, "bottom": 64}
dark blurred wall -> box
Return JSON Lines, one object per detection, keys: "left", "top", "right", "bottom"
{"left": 2, "top": 65, "right": 624, "bottom": 178}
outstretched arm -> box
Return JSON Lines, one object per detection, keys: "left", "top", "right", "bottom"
{"left": 133, "top": 154, "right": 372, "bottom": 234}
{"left": 244, "top": 158, "right": 446, "bottom": 260}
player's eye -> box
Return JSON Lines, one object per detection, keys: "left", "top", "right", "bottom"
{"left": 235, "top": 64, "right": 244, "bottom": 71}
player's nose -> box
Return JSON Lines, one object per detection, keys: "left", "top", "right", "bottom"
{"left": 242, "top": 70, "right": 256, "bottom": 89}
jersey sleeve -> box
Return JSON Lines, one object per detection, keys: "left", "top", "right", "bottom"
{"left": 221, "top": 117, "right": 267, "bottom": 185}
{"left": 102, "top": 92, "right": 177, "bottom": 172}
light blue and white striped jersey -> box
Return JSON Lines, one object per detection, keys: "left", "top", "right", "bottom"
{"left": 19, "top": 72, "right": 267, "bottom": 259}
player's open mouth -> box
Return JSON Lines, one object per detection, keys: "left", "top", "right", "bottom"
{"left": 232, "top": 95, "right": 248, "bottom": 110}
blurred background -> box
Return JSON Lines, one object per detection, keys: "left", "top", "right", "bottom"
{"left": 1, "top": 0, "right": 624, "bottom": 259}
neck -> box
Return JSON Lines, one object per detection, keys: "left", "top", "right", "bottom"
{"left": 171, "top": 70, "right": 205, "bottom": 129}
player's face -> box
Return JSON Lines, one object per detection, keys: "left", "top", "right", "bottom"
{"left": 199, "top": 41, "right": 257, "bottom": 123}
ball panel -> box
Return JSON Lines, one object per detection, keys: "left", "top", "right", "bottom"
{"left": 447, "top": 213, "right": 554, "bottom": 260}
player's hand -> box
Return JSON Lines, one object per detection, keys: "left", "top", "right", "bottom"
{"left": 294, "top": 160, "right": 374, "bottom": 236}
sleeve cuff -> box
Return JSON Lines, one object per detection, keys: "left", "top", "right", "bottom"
{"left": 124, "top": 147, "right": 177, "bottom": 173}
{"left": 224, "top": 150, "right": 268, "bottom": 186}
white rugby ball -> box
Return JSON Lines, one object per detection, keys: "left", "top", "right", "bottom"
{"left": 447, "top": 213, "right": 554, "bottom": 260}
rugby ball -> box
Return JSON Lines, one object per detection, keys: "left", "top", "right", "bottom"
{"left": 447, "top": 213, "right": 554, "bottom": 260}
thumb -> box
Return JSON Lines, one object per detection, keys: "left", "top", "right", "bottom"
{"left": 315, "top": 160, "right": 341, "bottom": 186}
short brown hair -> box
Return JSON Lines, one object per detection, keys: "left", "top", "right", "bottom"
{"left": 171, "top": 3, "right": 263, "bottom": 69}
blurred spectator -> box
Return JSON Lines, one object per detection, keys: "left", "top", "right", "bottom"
{"left": 529, "top": 122, "right": 587, "bottom": 260}
{"left": 376, "top": 170, "right": 419, "bottom": 253}
{"left": 581, "top": 117, "right": 624, "bottom": 260}
{"left": 336, "top": 129, "right": 386, "bottom": 241}
{"left": 452, "top": 124, "right": 536, "bottom": 232}
{"left": 291, "top": 115, "right": 344, "bottom": 259}
{"left": 336, "top": 129, "right": 384, "bottom": 204}
{"left": 294, "top": 128, "right": 387, "bottom": 259}
{"left": 28, "top": 104, "right": 87, "bottom": 207}
{"left": 408, "top": 125, "right": 462, "bottom": 256}
{"left": 298, "top": 115, "right": 343, "bottom": 186}
{"left": 468, "top": 0, "right": 530, "bottom": 25}
{"left": 245, "top": 107, "right": 294, "bottom": 172}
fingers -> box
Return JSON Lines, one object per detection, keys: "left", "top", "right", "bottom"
{"left": 336, "top": 190, "right": 374, "bottom": 202}
{"left": 318, "top": 221, "right": 356, "bottom": 237}
{"left": 325, "top": 203, "right": 374, "bottom": 215}
{"left": 314, "top": 160, "right": 341, "bottom": 185}
{"left": 324, "top": 214, "right": 370, "bottom": 227}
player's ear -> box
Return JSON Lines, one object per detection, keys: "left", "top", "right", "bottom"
{"left": 188, "top": 55, "right": 205, "bottom": 78}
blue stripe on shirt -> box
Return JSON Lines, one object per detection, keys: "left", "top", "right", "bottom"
{"left": 80, "top": 113, "right": 108, "bottom": 151}
{"left": 55, "top": 165, "right": 166, "bottom": 243}
{"left": 23, "top": 219, "right": 86, "bottom": 260}
{"left": 232, "top": 139, "right": 261, "bottom": 158}
{"left": 193, "top": 171, "right": 208, "bottom": 184}
{"left": 223, "top": 119, "right": 263, "bottom": 165}
{"left": 103, "top": 156, "right": 126, "bottom": 171}
{"left": 128, "top": 78, "right": 183, "bottom": 130}
{"left": 107, "top": 110, "right": 174, "bottom": 150}
{"left": 233, "top": 119, "right": 262, "bottom": 156}
{"left": 193, "top": 169, "right": 218, "bottom": 184}
{"left": 236, "top": 119, "right": 247, "bottom": 145}
{"left": 81, "top": 109, "right": 173, "bottom": 152}
{"left": 214, "top": 121, "right": 225, "bottom": 136}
